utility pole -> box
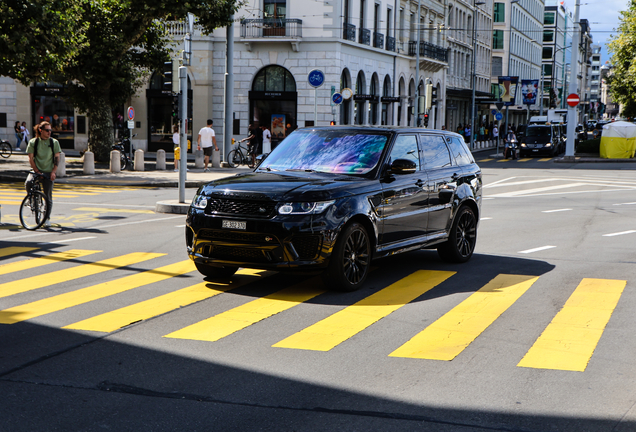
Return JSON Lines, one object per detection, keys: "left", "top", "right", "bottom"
{"left": 224, "top": 16, "right": 234, "bottom": 165}
{"left": 565, "top": 0, "right": 580, "bottom": 159}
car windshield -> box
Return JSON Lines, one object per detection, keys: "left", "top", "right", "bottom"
{"left": 525, "top": 127, "right": 551, "bottom": 137}
{"left": 258, "top": 129, "right": 388, "bottom": 174}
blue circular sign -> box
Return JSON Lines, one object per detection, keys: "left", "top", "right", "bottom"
{"left": 308, "top": 69, "right": 325, "bottom": 88}
{"left": 332, "top": 92, "right": 343, "bottom": 105}
{"left": 495, "top": 112, "right": 503, "bottom": 121}
{"left": 491, "top": 109, "right": 497, "bottom": 115}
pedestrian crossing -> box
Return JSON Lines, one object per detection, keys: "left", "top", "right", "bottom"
{"left": 0, "top": 183, "right": 141, "bottom": 206}
{"left": 0, "top": 247, "right": 627, "bottom": 372}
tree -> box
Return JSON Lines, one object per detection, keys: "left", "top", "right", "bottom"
{"left": 1, "top": 0, "right": 242, "bottom": 161}
{"left": 607, "top": 0, "right": 636, "bottom": 118}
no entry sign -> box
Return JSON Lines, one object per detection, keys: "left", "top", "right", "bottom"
{"left": 566, "top": 94, "right": 580, "bottom": 107}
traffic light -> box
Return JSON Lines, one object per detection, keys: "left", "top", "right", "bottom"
{"left": 330, "top": 121, "right": 336, "bottom": 125}
{"left": 172, "top": 93, "right": 180, "bottom": 121}
{"left": 425, "top": 82, "right": 433, "bottom": 110}
{"left": 431, "top": 86, "right": 438, "bottom": 106}
{"left": 423, "top": 113, "right": 429, "bottom": 127}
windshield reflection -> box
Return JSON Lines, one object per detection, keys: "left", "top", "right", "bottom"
{"left": 259, "top": 130, "right": 388, "bottom": 175}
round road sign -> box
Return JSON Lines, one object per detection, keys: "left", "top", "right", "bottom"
{"left": 127, "top": 106, "right": 135, "bottom": 121}
{"left": 495, "top": 112, "right": 503, "bottom": 121}
{"left": 332, "top": 92, "right": 343, "bottom": 105}
{"left": 567, "top": 93, "right": 580, "bottom": 107}
{"left": 308, "top": 69, "right": 325, "bottom": 88}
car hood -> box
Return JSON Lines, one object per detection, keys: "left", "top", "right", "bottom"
{"left": 199, "top": 171, "right": 372, "bottom": 202}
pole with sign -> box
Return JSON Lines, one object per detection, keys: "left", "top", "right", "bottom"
{"left": 308, "top": 69, "right": 325, "bottom": 125}
{"left": 126, "top": 106, "right": 135, "bottom": 161}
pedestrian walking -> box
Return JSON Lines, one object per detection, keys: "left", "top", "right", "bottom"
{"left": 261, "top": 125, "right": 272, "bottom": 154}
{"left": 197, "top": 119, "right": 218, "bottom": 172}
{"left": 25, "top": 121, "right": 61, "bottom": 228}
{"left": 14, "top": 121, "right": 22, "bottom": 150}
{"left": 21, "top": 121, "right": 30, "bottom": 150}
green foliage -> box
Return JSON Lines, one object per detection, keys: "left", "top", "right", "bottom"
{"left": 608, "top": 0, "right": 636, "bottom": 118}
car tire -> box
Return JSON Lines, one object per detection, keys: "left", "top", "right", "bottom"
{"left": 322, "top": 222, "right": 371, "bottom": 292}
{"left": 437, "top": 206, "right": 477, "bottom": 263}
{"left": 195, "top": 262, "right": 238, "bottom": 279}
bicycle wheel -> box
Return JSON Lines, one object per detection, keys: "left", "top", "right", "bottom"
{"left": 120, "top": 153, "right": 128, "bottom": 170}
{"left": 227, "top": 150, "right": 241, "bottom": 168}
{"left": 19, "top": 191, "right": 50, "bottom": 230}
{"left": 0, "top": 142, "right": 11, "bottom": 158}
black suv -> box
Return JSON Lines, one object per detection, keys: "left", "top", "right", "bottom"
{"left": 186, "top": 126, "right": 482, "bottom": 291}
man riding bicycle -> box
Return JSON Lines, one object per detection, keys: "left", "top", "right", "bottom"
{"left": 26, "top": 121, "right": 61, "bottom": 228}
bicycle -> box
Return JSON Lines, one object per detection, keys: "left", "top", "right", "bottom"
{"left": 0, "top": 139, "right": 12, "bottom": 158}
{"left": 227, "top": 138, "right": 255, "bottom": 168}
{"left": 19, "top": 172, "right": 51, "bottom": 230}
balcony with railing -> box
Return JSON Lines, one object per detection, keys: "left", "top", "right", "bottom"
{"left": 343, "top": 23, "right": 356, "bottom": 41}
{"left": 359, "top": 28, "right": 371, "bottom": 45}
{"left": 240, "top": 19, "right": 302, "bottom": 39}
{"left": 408, "top": 41, "right": 448, "bottom": 72}
{"left": 373, "top": 32, "right": 384, "bottom": 49}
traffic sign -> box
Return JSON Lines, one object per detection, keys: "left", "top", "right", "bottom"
{"left": 332, "top": 92, "right": 343, "bottom": 105}
{"left": 567, "top": 93, "right": 580, "bottom": 107}
{"left": 127, "top": 120, "right": 135, "bottom": 129}
{"left": 308, "top": 69, "right": 325, "bottom": 88}
{"left": 127, "top": 106, "right": 135, "bottom": 121}
{"left": 491, "top": 109, "right": 497, "bottom": 115}
{"left": 495, "top": 112, "right": 503, "bottom": 121}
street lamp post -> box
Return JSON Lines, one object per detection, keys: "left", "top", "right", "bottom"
{"left": 551, "top": 45, "right": 572, "bottom": 109}
{"left": 470, "top": 1, "right": 485, "bottom": 150}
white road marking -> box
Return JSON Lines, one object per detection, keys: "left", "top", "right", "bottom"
{"left": 488, "top": 183, "right": 587, "bottom": 197}
{"left": 613, "top": 202, "right": 636, "bottom": 206}
{"left": 480, "top": 217, "right": 492, "bottom": 220}
{"left": 603, "top": 230, "right": 636, "bottom": 237}
{"left": 175, "top": 224, "right": 186, "bottom": 228}
{"left": 519, "top": 245, "right": 556, "bottom": 254}
{"left": 542, "top": 208, "right": 572, "bottom": 213}
{"left": 483, "top": 177, "right": 517, "bottom": 188}
{"left": 40, "top": 237, "right": 96, "bottom": 244}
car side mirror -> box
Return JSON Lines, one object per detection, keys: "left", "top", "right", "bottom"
{"left": 390, "top": 158, "right": 417, "bottom": 174}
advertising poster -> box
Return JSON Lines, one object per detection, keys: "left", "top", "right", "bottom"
{"left": 521, "top": 79, "right": 539, "bottom": 105}
{"left": 497, "top": 76, "right": 519, "bottom": 106}
{"left": 271, "top": 114, "right": 285, "bottom": 139}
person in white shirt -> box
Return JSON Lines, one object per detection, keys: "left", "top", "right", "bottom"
{"left": 197, "top": 119, "right": 218, "bottom": 172}
{"left": 261, "top": 125, "right": 272, "bottom": 154}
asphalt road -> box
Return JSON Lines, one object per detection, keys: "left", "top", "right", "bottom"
{"left": 1, "top": 159, "right": 636, "bottom": 431}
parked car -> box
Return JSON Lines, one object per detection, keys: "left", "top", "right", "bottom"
{"left": 186, "top": 126, "right": 482, "bottom": 291}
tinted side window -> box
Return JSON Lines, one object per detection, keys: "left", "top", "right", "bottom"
{"left": 389, "top": 135, "right": 420, "bottom": 170}
{"left": 447, "top": 137, "right": 474, "bottom": 165}
{"left": 420, "top": 135, "right": 452, "bottom": 169}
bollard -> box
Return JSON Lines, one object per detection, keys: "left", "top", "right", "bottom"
{"left": 110, "top": 150, "right": 121, "bottom": 173}
{"left": 156, "top": 149, "right": 166, "bottom": 170}
{"left": 212, "top": 148, "right": 221, "bottom": 168}
{"left": 194, "top": 149, "right": 204, "bottom": 168}
{"left": 83, "top": 151, "right": 95, "bottom": 175}
{"left": 134, "top": 148, "right": 144, "bottom": 171}
{"left": 57, "top": 152, "right": 66, "bottom": 178}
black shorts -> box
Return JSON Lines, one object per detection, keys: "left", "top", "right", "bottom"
{"left": 203, "top": 146, "right": 213, "bottom": 157}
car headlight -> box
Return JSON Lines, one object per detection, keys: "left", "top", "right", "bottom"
{"left": 546, "top": 142, "right": 552, "bottom": 147}
{"left": 191, "top": 194, "right": 208, "bottom": 209}
{"left": 520, "top": 143, "right": 526, "bottom": 147}
{"left": 278, "top": 200, "right": 335, "bottom": 215}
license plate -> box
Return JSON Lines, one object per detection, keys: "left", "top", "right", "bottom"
{"left": 222, "top": 220, "right": 246, "bottom": 230}
{"left": 532, "top": 149, "right": 538, "bottom": 152}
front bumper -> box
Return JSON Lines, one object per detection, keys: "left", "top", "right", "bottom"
{"left": 186, "top": 207, "right": 341, "bottom": 271}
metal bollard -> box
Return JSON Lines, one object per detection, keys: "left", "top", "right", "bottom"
{"left": 110, "top": 150, "right": 121, "bottom": 173}
{"left": 156, "top": 149, "right": 166, "bottom": 170}
{"left": 83, "top": 151, "right": 95, "bottom": 175}
{"left": 134, "top": 149, "right": 144, "bottom": 171}
{"left": 194, "top": 149, "right": 204, "bottom": 168}
{"left": 57, "top": 152, "right": 66, "bottom": 178}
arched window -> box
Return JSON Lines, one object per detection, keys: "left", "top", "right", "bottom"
{"left": 355, "top": 71, "right": 366, "bottom": 125}
{"left": 252, "top": 65, "right": 296, "bottom": 92}
{"left": 250, "top": 65, "right": 297, "bottom": 144}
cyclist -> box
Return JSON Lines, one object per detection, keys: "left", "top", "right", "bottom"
{"left": 25, "top": 121, "right": 61, "bottom": 228}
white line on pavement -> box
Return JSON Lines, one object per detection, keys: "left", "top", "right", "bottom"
{"left": 483, "top": 177, "right": 517, "bottom": 188}
{"left": 603, "top": 230, "right": 636, "bottom": 237}
{"left": 40, "top": 236, "right": 97, "bottom": 244}
{"left": 100, "top": 215, "right": 184, "bottom": 229}
{"left": 542, "top": 208, "right": 572, "bottom": 213}
{"left": 519, "top": 245, "right": 556, "bottom": 254}
{"left": 613, "top": 202, "right": 636, "bottom": 206}
{"left": 175, "top": 225, "right": 186, "bottom": 228}
{"left": 480, "top": 217, "right": 492, "bottom": 220}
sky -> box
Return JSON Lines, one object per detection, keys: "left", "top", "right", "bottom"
{"left": 574, "top": 0, "right": 630, "bottom": 63}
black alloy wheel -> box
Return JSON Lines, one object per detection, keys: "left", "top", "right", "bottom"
{"left": 195, "top": 262, "right": 238, "bottom": 279}
{"left": 438, "top": 206, "right": 477, "bottom": 263}
{"left": 323, "top": 222, "right": 371, "bottom": 291}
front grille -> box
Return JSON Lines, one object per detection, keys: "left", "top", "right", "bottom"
{"left": 206, "top": 198, "right": 276, "bottom": 218}
{"left": 208, "top": 245, "right": 269, "bottom": 263}
{"left": 198, "top": 229, "right": 278, "bottom": 244}
{"left": 292, "top": 236, "right": 321, "bottom": 260}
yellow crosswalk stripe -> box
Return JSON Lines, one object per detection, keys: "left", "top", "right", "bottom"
{"left": 0, "top": 200, "right": 22, "bottom": 206}
{"left": 72, "top": 207, "right": 155, "bottom": 214}
{"left": 390, "top": 274, "right": 539, "bottom": 360}
{"left": 518, "top": 158, "right": 532, "bottom": 162}
{"left": 517, "top": 278, "right": 626, "bottom": 372}
{"left": 165, "top": 277, "right": 325, "bottom": 342}
{"left": 539, "top": 158, "right": 552, "bottom": 161}
{"left": 273, "top": 270, "right": 455, "bottom": 352}
{"left": 0, "top": 247, "right": 37, "bottom": 259}
{"left": 65, "top": 269, "right": 270, "bottom": 332}
{"left": 0, "top": 252, "right": 163, "bottom": 299}
{"left": 0, "top": 260, "right": 195, "bottom": 324}
{"left": 479, "top": 158, "right": 494, "bottom": 162}
{"left": 0, "top": 249, "right": 99, "bottom": 276}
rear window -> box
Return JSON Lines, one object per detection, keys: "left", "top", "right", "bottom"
{"left": 447, "top": 137, "right": 475, "bottom": 166}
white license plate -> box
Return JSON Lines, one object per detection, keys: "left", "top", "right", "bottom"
{"left": 222, "top": 220, "right": 246, "bottom": 230}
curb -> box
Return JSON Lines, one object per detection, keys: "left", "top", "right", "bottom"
{"left": 155, "top": 200, "right": 190, "bottom": 214}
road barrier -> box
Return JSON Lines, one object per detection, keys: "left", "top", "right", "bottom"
{"left": 57, "top": 152, "right": 66, "bottom": 178}
{"left": 134, "top": 149, "right": 144, "bottom": 171}
{"left": 156, "top": 149, "right": 166, "bottom": 170}
{"left": 83, "top": 151, "right": 95, "bottom": 175}
{"left": 110, "top": 150, "right": 121, "bottom": 173}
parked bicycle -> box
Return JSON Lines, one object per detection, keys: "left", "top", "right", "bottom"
{"left": 0, "top": 139, "right": 12, "bottom": 158}
{"left": 113, "top": 134, "right": 136, "bottom": 170}
{"left": 19, "top": 172, "right": 51, "bottom": 230}
{"left": 227, "top": 137, "right": 255, "bottom": 168}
